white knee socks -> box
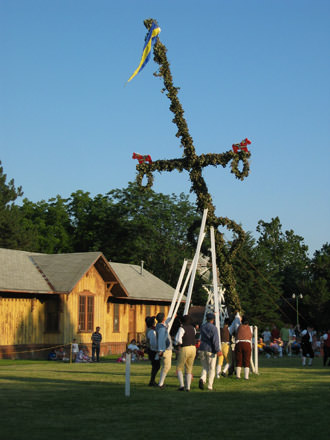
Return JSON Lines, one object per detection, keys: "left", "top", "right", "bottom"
{"left": 177, "top": 370, "right": 184, "bottom": 388}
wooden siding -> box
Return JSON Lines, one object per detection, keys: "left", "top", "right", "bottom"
{"left": 0, "top": 263, "right": 171, "bottom": 357}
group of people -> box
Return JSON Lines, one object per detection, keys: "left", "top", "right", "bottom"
{"left": 144, "top": 310, "right": 254, "bottom": 392}
{"left": 259, "top": 324, "right": 330, "bottom": 367}
{"left": 47, "top": 326, "right": 103, "bottom": 363}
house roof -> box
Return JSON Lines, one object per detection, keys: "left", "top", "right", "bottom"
{"left": 0, "top": 249, "right": 52, "bottom": 293}
{"left": 0, "top": 249, "right": 176, "bottom": 303}
{"left": 109, "top": 262, "right": 176, "bottom": 303}
{"left": 0, "top": 249, "right": 126, "bottom": 295}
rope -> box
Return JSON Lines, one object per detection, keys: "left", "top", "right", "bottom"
{"left": 2, "top": 343, "right": 71, "bottom": 355}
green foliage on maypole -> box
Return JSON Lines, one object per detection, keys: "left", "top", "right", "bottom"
{"left": 134, "top": 19, "right": 252, "bottom": 312}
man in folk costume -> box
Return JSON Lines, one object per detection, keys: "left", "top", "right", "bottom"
{"left": 156, "top": 312, "right": 173, "bottom": 388}
{"left": 228, "top": 311, "right": 242, "bottom": 375}
{"left": 174, "top": 315, "right": 196, "bottom": 391}
{"left": 235, "top": 317, "right": 252, "bottom": 380}
{"left": 301, "top": 327, "right": 314, "bottom": 366}
{"left": 145, "top": 316, "right": 161, "bottom": 386}
{"left": 322, "top": 328, "right": 330, "bottom": 367}
{"left": 217, "top": 318, "right": 231, "bottom": 378}
{"left": 198, "top": 313, "right": 221, "bottom": 391}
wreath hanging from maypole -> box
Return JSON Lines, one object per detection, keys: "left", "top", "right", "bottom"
{"left": 129, "top": 19, "right": 252, "bottom": 312}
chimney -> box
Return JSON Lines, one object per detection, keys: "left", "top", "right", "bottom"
{"left": 140, "top": 260, "right": 144, "bottom": 275}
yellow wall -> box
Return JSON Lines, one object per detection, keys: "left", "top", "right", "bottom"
{"left": 0, "top": 296, "right": 63, "bottom": 346}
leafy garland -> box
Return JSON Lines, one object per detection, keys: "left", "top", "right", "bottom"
{"left": 134, "top": 19, "right": 252, "bottom": 312}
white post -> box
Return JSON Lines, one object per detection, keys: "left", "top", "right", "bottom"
{"left": 167, "top": 259, "right": 188, "bottom": 319}
{"left": 254, "top": 326, "right": 259, "bottom": 374}
{"left": 125, "top": 352, "right": 131, "bottom": 397}
{"left": 167, "top": 252, "right": 199, "bottom": 334}
{"left": 183, "top": 209, "right": 208, "bottom": 315}
{"left": 210, "top": 226, "right": 221, "bottom": 344}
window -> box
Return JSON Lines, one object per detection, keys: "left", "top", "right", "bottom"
{"left": 145, "top": 304, "right": 151, "bottom": 317}
{"left": 160, "top": 305, "right": 165, "bottom": 314}
{"left": 45, "top": 297, "right": 59, "bottom": 333}
{"left": 113, "top": 303, "right": 120, "bottom": 333}
{"left": 78, "top": 295, "right": 94, "bottom": 332}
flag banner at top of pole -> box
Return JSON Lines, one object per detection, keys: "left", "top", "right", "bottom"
{"left": 127, "top": 22, "right": 161, "bottom": 82}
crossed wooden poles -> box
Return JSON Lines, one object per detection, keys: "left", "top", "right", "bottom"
{"left": 133, "top": 19, "right": 252, "bottom": 312}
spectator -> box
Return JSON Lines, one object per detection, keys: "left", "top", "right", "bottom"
{"left": 262, "top": 327, "right": 271, "bottom": 345}
{"left": 271, "top": 325, "right": 280, "bottom": 341}
{"left": 91, "top": 326, "right": 102, "bottom": 362}
{"left": 48, "top": 349, "right": 57, "bottom": 361}
{"left": 258, "top": 338, "right": 265, "bottom": 354}
{"left": 287, "top": 324, "right": 296, "bottom": 356}
{"left": 127, "top": 339, "right": 143, "bottom": 361}
{"left": 280, "top": 324, "right": 290, "bottom": 354}
{"left": 72, "top": 338, "right": 79, "bottom": 362}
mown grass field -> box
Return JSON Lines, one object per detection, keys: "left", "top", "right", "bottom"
{"left": 0, "top": 356, "right": 329, "bottom": 440}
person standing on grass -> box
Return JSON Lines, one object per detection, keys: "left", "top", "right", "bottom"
{"left": 198, "top": 313, "right": 221, "bottom": 391}
{"left": 217, "top": 318, "right": 231, "bottom": 378}
{"left": 322, "top": 329, "right": 330, "bottom": 366}
{"left": 91, "top": 326, "right": 102, "bottom": 362}
{"left": 301, "top": 327, "right": 314, "bottom": 366}
{"left": 156, "top": 312, "right": 173, "bottom": 389}
{"left": 280, "top": 324, "right": 290, "bottom": 354}
{"left": 174, "top": 315, "right": 196, "bottom": 392}
{"left": 146, "top": 316, "right": 161, "bottom": 386}
{"left": 235, "top": 317, "right": 252, "bottom": 380}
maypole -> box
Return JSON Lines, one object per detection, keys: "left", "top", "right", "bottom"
{"left": 129, "top": 18, "right": 252, "bottom": 313}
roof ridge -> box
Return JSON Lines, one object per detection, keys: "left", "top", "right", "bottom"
{"left": 29, "top": 257, "right": 56, "bottom": 292}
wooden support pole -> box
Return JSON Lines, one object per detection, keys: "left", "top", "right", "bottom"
{"left": 210, "top": 226, "right": 221, "bottom": 344}
{"left": 167, "top": 259, "right": 188, "bottom": 320}
{"left": 183, "top": 209, "right": 208, "bottom": 315}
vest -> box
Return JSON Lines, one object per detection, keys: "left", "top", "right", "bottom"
{"left": 325, "top": 332, "right": 330, "bottom": 348}
{"left": 181, "top": 325, "right": 196, "bottom": 347}
{"left": 221, "top": 325, "right": 230, "bottom": 343}
{"left": 236, "top": 325, "right": 252, "bottom": 341}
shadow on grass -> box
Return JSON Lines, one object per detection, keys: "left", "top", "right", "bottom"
{"left": 1, "top": 361, "right": 330, "bottom": 440}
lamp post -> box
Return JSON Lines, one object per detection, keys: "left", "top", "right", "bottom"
{"left": 292, "top": 293, "right": 303, "bottom": 328}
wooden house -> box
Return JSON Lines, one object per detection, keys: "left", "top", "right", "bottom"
{"left": 0, "top": 249, "right": 174, "bottom": 359}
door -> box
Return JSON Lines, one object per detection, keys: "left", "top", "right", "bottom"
{"left": 128, "top": 304, "right": 136, "bottom": 341}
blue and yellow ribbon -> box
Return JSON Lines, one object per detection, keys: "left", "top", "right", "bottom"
{"left": 127, "top": 22, "right": 161, "bottom": 82}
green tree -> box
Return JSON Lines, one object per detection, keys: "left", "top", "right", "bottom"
{"left": 0, "top": 161, "right": 34, "bottom": 249}
{"left": 232, "top": 232, "right": 283, "bottom": 328}
{"left": 20, "top": 196, "right": 74, "bottom": 253}
{"left": 303, "top": 243, "right": 330, "bottom": 329}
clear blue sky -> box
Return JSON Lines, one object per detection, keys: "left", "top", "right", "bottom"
{"left": 1, "top": 0, "right": 329, "bottom": 255}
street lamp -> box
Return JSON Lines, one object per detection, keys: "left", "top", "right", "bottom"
{"left": 292, "top": 293, "right": 303, "bottom": 328}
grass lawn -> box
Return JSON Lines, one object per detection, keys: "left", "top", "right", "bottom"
{"left": 0, "top": 355, "right": 329, "bottom": 440}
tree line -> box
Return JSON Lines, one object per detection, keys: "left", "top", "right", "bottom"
{"left": 1, "top": 161, "right": 329, "bottom": 330}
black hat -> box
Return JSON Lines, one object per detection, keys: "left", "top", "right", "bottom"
{"left": 206, "top": 313, "right": 215, "bottom": 321}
